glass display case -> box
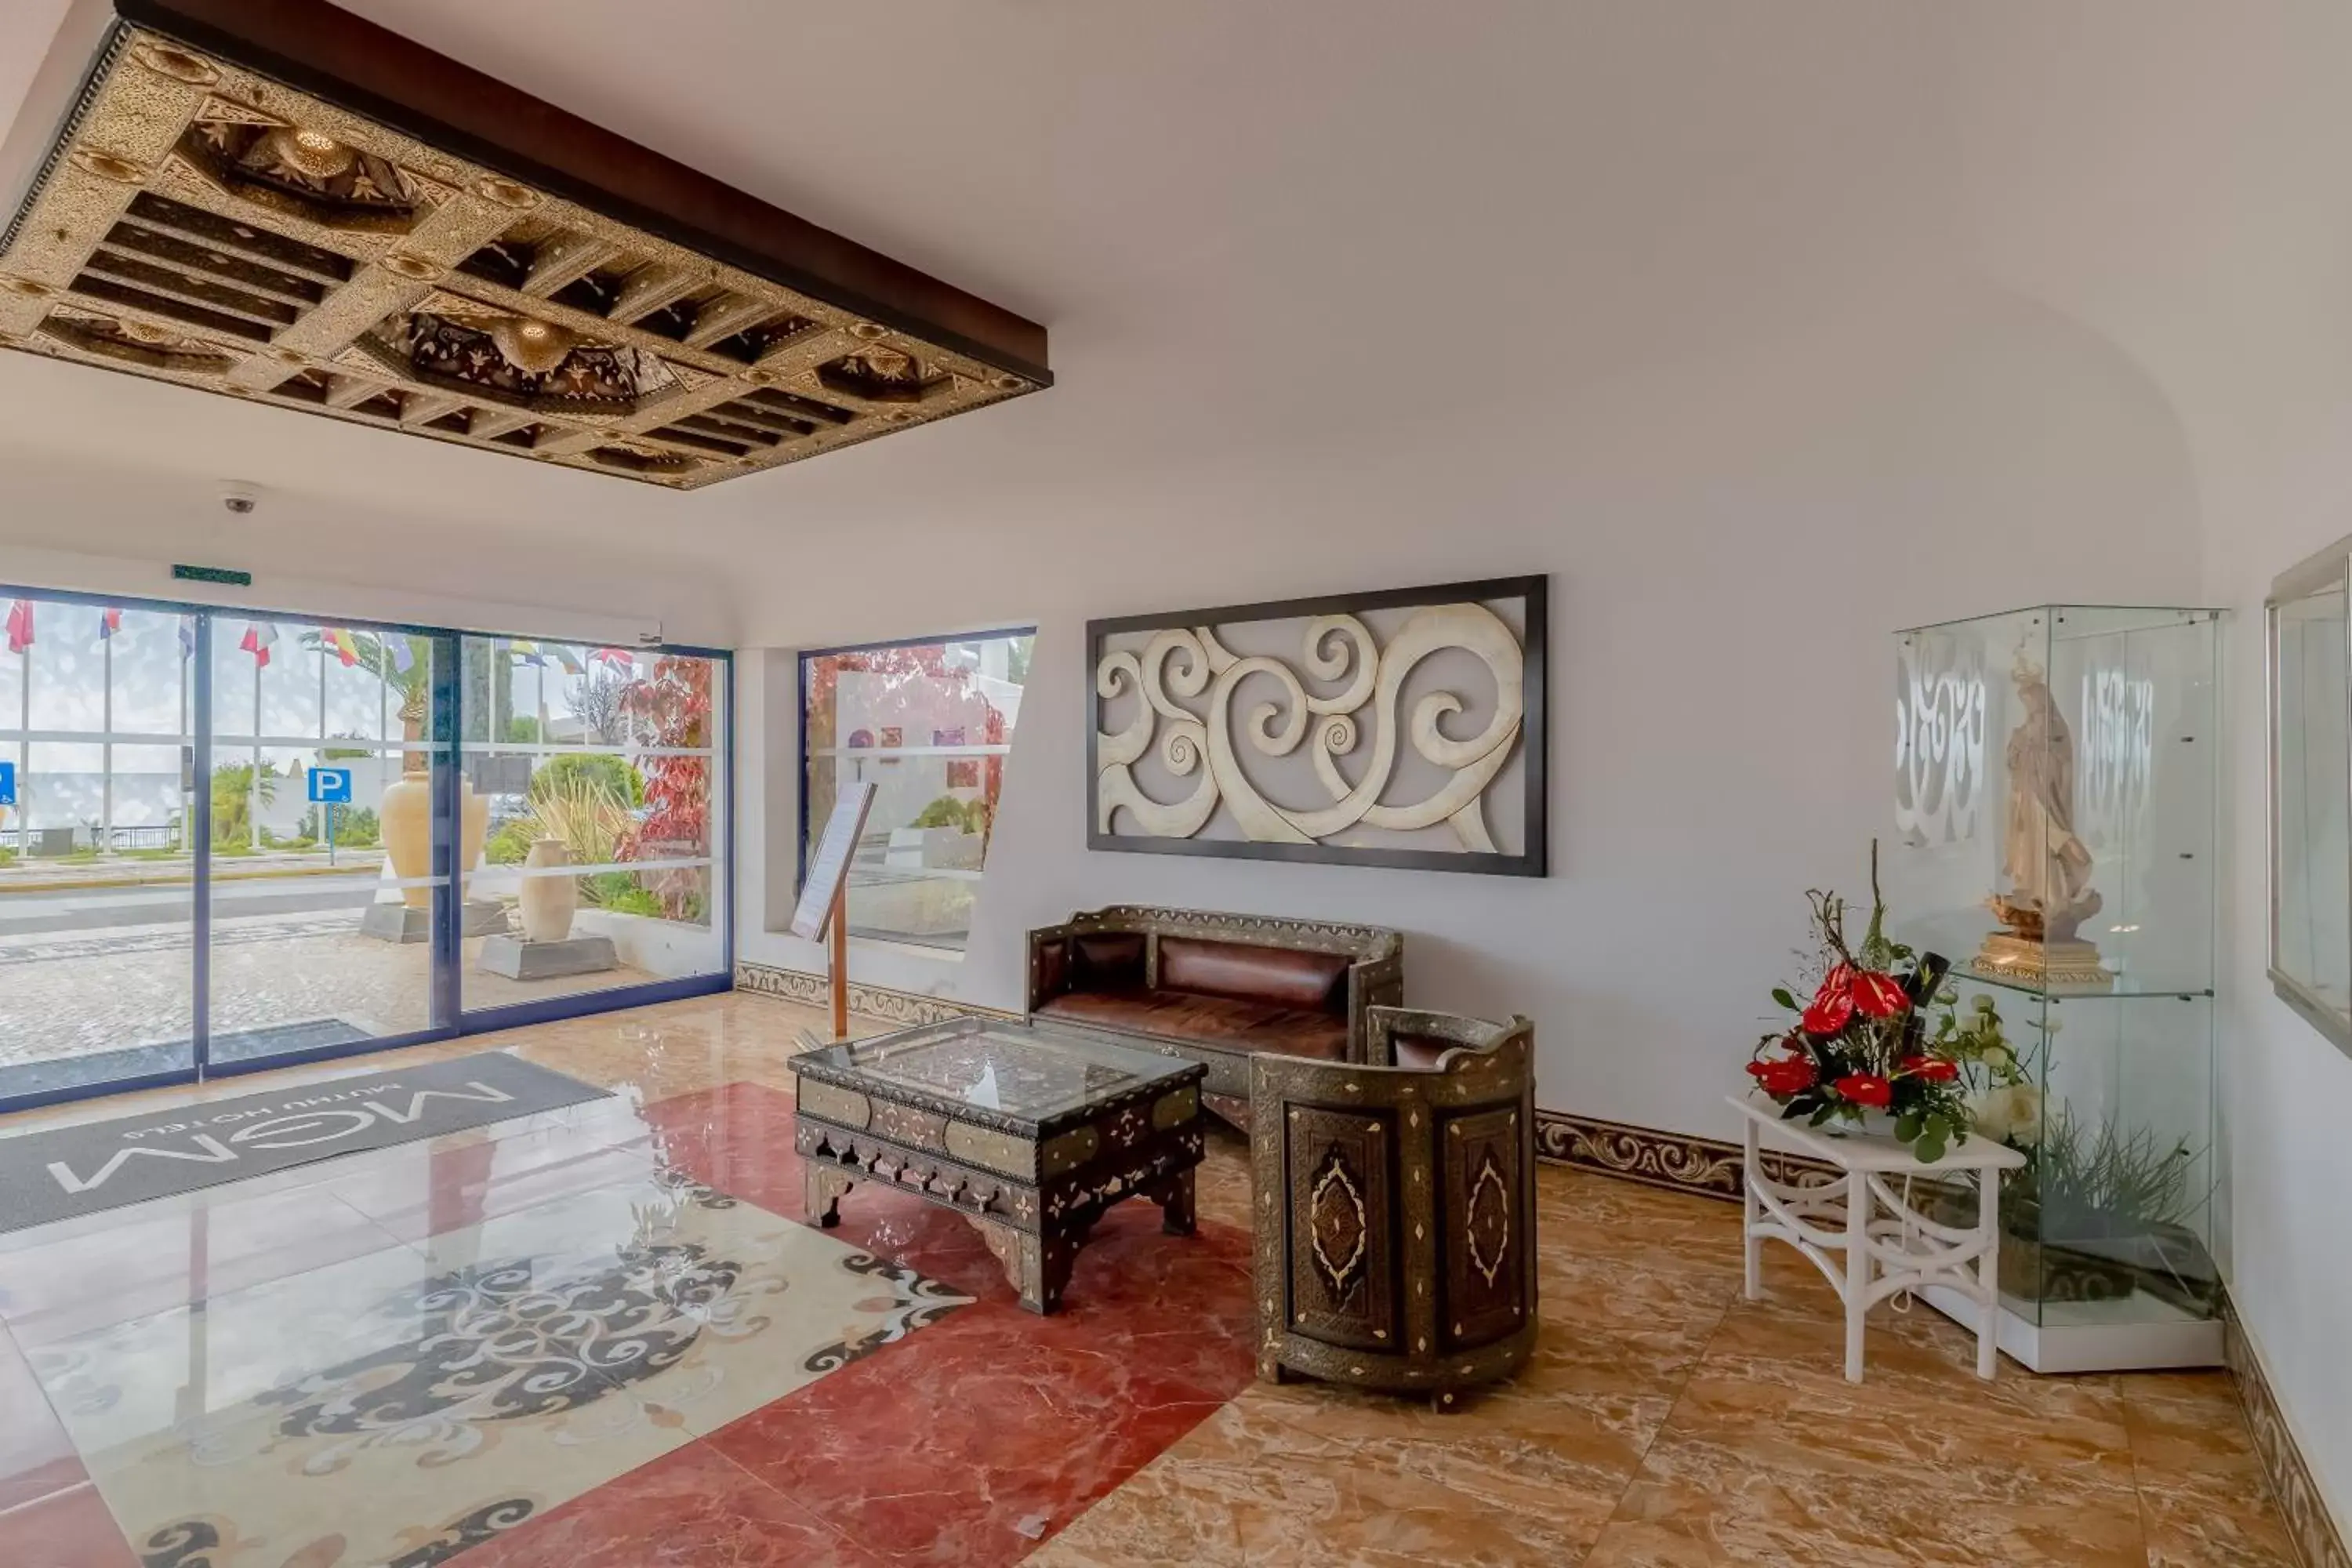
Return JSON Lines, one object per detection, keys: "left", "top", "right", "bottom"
{"left": 1890, "top": 605, "right": 2223, "bottom": 1371}
{"left": 2267, "top": 539, "right": 2352, "bottom": 1054}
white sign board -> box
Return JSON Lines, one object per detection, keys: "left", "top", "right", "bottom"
{"left": 790, "top": 782, "right": 877, "bottom": 942}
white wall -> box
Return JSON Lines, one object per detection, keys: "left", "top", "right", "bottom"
{"left": 0, "top": 441, "right": 732, "bottom": 649}
{"left": 735, "top": 268, "right": 2205, "bottom": 1145}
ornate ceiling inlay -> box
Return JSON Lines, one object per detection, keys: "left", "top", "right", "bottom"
{"left": 0, "top": 0, "right": 1049, "bottom": 488}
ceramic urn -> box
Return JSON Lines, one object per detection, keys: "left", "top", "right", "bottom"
{"left": 518, "top": 837, "right": 578, "bottom": 943}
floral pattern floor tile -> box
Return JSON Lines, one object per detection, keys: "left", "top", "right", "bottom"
{"left": 24, "top": 1172, "right": 969, "bottom": 1568}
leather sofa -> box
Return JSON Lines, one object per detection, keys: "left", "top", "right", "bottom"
{"left": 1025, "top": 906, "right": 1403, "bottom": 1125}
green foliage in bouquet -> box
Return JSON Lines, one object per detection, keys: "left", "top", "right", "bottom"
{"left": 1749, "top": 844, "right": 2020, "bottom": 1163}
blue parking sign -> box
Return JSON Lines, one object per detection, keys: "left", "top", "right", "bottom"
{"left": 307, "top": 766, "right": 353, "bottom": 804}
{"left": 0, "top": 760, "right": 13, "bottom": 805}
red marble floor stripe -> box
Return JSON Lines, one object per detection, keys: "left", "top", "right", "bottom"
{"left": 707, "top": 1203, "right": 1258, "bottom": 1566}
{"left": 0, "top": 1482, "right": 138, "bottom": 1568}
{"left": 0, "top": 1326, "right": 85, "bottom": 1515}
{"left": 640, "top": 1081, "right": 1258, "bottom": 1560}
{"left": 458, "top": 1441, "right": 887, "bottom": 1568}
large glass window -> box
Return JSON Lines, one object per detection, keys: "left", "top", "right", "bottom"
{"left": 459, "top": 639, "right": 727, "bottom": 1016}
{"left": 0, "top": 584, "right": 730, "bottom": 1112}
{"left": 801, "top": 630, "right": 1033, "bottom": 949}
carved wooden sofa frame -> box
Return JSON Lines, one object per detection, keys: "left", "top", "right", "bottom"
{"left": 1024, "top": 906, "right": 1404, "bottom": 1123}
{"left": 1250, "top": 1007, "right": 1537, "bottom": 1410}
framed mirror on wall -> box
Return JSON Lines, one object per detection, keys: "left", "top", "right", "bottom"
{"left": 2267, "top": 539, "right": 2352, "bottom": 1055}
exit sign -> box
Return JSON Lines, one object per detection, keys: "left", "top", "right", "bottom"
{"left": 172, "top": 564, "right": 252, "bottom": 587}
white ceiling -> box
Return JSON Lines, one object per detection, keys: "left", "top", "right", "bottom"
{"left": 0, "top": 1, "right": 2345, "bottom": 632}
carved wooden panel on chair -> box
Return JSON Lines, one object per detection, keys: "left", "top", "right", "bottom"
{"left": 1284, "top": 1105, "right": 1398, "bottom": 1350}
{"left": 1439, "top": 1105, "right": 1525, "bottom": 1351}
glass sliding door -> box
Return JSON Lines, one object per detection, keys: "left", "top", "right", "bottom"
{"left": 203, "top": 619, "right": 453, "bottom": 1066}
{"left": 0, "top": 592, "right": 201, "bottom": 1102}
{"left": 0, "top": 581, "right": 730, "bottom": 1116}
{"left": 459, "top": 638, "right": 727, "bottom": 1018}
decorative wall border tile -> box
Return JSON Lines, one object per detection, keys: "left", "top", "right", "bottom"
{"left": 734, "top": 962, "right": 1020, "bottom": 1029}
{"left": 735, "top": 971, "right": 1831, "bottom": 1200}
{"left": 2228, "top": 1305, "right": 2350, "bottom": 1568}
{"left": 1532, "top": 1108, "right": 1835, "bottom": 1199}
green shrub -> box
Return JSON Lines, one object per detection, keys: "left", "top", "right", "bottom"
{"left": 300, "top": 805, "right": 380, "bottom": 848}
{"left": 530, "top": 753, "right": 643, "bottom": 808}
{"left": 602, "top": 886, "right": 665, "bottom": 918}
{"left": 583, "top": 869, "right": 638, "bottom": 907}
{"left": 486, "top": 819, "right": 536, "bottom": 866}
{"left": 910, "top": 795, "right": 982, "bottom": 832}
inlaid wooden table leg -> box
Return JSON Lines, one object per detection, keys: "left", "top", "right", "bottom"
{"left": 965, "top": 1212, "right": 1076, "bottom": 1314}
{"left": 806, "top": 1167, "right": 854, "bottom": 1229}
{"left": 1149, "top": 1167, "right": 1196, "bottom": 1236}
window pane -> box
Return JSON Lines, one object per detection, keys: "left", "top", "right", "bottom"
{"left": 0, "top": 593, "right": 196, "bottom": 1100}
{"left": 205, "top": 623, "right": 446, "bottom": 1065}
{"left": 460, "top": 641, "right": 726, "bottom": 1013}
{"left": 803, "top": 631, "right": 1032, "bottom": 949}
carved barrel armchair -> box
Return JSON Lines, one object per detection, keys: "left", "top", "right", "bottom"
{"left": 1250, "top": 1007, "right": 1537, "bottom": 1410}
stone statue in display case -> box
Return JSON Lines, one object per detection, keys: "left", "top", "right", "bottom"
{"left": 1974, "top": 655, "right": 2114, "bottom": 987}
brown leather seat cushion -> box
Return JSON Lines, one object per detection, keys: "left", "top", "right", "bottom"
{"left": 1391, "top": 1031, "right": 1456, "bottom": 1071}
{"left": 1157, "top": 935, "right": 1348, "bottom": 1013}
{"left": 1039, "top": 988, "right": 1349, "bottom": 1060}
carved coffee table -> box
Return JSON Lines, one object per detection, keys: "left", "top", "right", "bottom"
{"left": 791, "top": 1015, "right": 1207, "bottom": 1313}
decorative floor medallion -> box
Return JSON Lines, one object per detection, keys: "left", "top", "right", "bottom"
{"left": 26, "top": 1172, "right": 971, "bottom": 1568}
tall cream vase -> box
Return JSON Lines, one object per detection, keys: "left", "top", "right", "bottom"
{"left": 380, "top": 769, "right": 489, "bottom": 908}
{"left": 517, "top": 837, "right": 577, "bottom": 942}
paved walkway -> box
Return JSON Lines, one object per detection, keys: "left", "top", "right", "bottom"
{"left": 0, "top": 909, "right": 656, "bottom": 1073}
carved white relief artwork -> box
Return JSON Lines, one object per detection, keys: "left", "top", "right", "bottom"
{"left": 1894, "top": 634, "right": 1986, "bottom": 848}
{"left": 1092, "top": 592, "right": 1534, "bottom": 864}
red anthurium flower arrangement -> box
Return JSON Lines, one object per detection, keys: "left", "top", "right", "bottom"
{"left": 1747, "top": 843, "right": 1988, "bottom": 1163}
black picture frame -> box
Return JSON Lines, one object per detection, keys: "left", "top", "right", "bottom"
{"left": 1085, "top": 575, "right": 1548, "bottom": 877}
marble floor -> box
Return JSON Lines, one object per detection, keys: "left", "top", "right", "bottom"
{"left": 0, "top": 993, "right": 2301, "bottom": 1566}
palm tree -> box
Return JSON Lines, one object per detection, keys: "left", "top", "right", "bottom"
{"left": 211, "top": 761, "right": 277, "bottom": 847}
{"left": 303, "top": 630, "right": 432, "bottom": 773}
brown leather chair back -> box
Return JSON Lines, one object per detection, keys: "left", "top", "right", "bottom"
{"left": 1158, "top": 935, "right": 1350, "bottom": 1013}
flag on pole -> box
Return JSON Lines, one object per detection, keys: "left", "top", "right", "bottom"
{"left": 550, "top": 645, "right": 584, "bottom": 675}
{"left": 240, "top": 621, "right": 278, "bottom": 669}
{"left": 507, "top": 639, "right": 544, "bottom": 666}
{"left": 590, "top": 647, "right": 633, "bottom": 670}
{"left": 5, "top": 599, "right": 32, "bottom": 654}
{"left": 328, "top": 627, "right": 361, "bottom": 667}
{"left": 386, "top": 635, "right": 415, "bottom": 675}
{"left": 96, "top": 608, "right": 122, "bottom": 641}
{"left": 178, "top": 617, "right": 195, "bottom": 659}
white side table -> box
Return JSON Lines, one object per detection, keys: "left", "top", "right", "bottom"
{"left": 1729, "top": 1094, "right": 2026, "bottom": 1382}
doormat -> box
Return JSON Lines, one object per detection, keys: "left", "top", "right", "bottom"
{"left": 0, "top": 1054, "right": 608, "bottom": 1234}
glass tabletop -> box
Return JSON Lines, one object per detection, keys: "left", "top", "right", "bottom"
{"left": 797, "top": 1017, "right": 1197, "bottom": 1123}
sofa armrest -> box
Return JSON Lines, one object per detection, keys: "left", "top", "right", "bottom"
{"left": 1024, "top": 921, "right": 1080, "bottom": 1013}
{"left": 1345, "top": 952, "right": 1406, "bottom": 1064}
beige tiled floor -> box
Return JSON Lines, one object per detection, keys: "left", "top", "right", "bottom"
{"left": 0, "top": 993, "right": 2301, "bottom": 1566}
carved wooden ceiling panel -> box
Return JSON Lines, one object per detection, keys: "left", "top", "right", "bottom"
{"left": 0, "top": 9, "right": 1049, "bottom": 489}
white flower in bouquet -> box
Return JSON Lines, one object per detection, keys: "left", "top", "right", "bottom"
{"left": 1970, "top": 1083, "right": 2043, "bottom": 1146}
